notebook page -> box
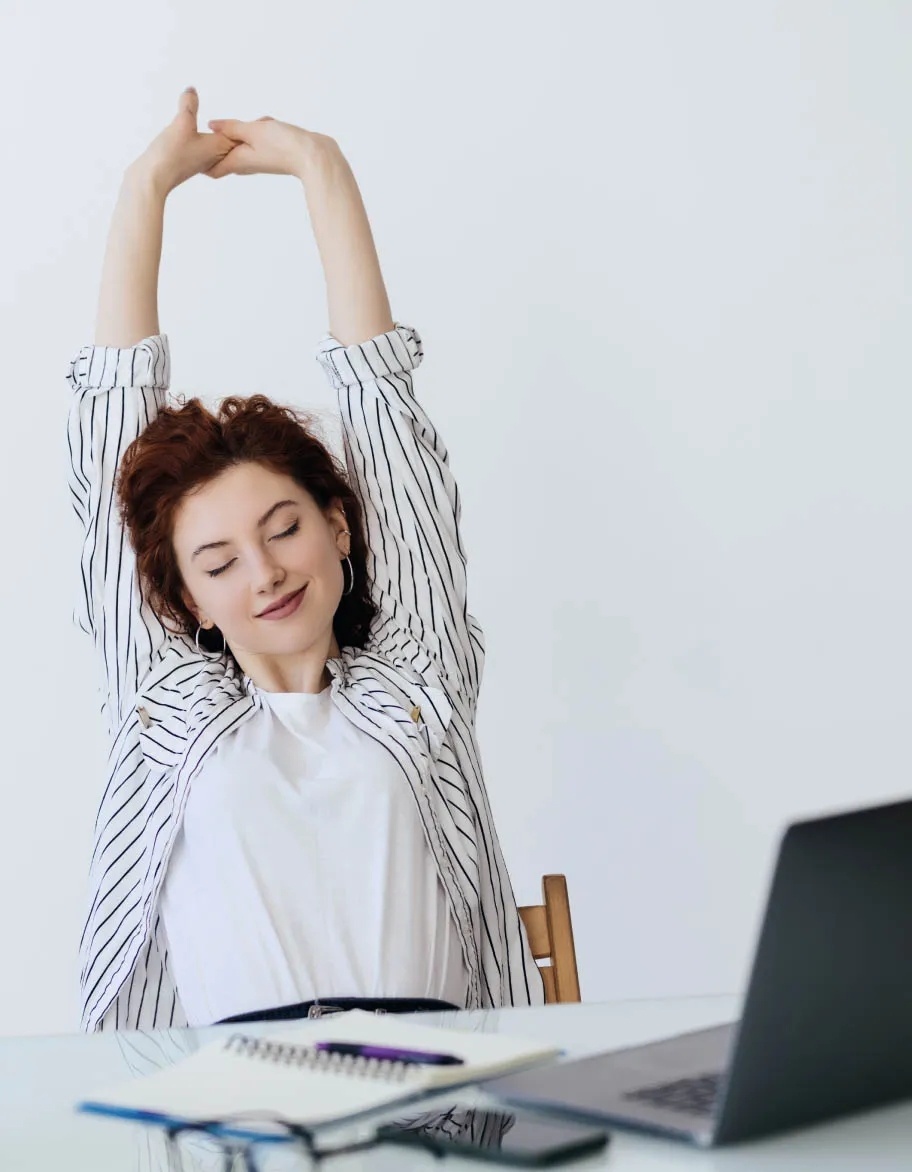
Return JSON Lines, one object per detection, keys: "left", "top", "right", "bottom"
{"left": 257, "top": 1009, "right": 561, "bottom": 1086}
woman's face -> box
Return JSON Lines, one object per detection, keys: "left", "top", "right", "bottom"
{"left": 172, "top": 461, "right": 350, "bottom": 663}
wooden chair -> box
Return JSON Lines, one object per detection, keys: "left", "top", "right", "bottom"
{"left": 518, "top": 874, "right": 581, "bottom": 1004}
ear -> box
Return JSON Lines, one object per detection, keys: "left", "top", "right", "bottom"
{"left": 181, "top": 588, "right": 202, "bottom": 624}
{"left": 326, "top": 498, "right": 350, "bottom": 549}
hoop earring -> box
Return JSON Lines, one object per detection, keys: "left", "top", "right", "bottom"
{"left": 195, "top": 623, "right": 226, "bottom": 659}
{"left": 342, "top": 555, "right": 354, "bottom": 597}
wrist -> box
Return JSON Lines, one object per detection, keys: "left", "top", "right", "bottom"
{"left": 290, "top": 132, "right": 343, "bottom": 182}
{"left": 123, "top": 158, "right": 171, "bottom": 204}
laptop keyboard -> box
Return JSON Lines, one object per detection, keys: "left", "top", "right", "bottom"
{"left": 623, "top": 1072, "right": 722, "bottom": 1117}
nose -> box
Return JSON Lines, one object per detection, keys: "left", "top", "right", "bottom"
{"left": 250, "top": 545, "right": 286, "bottom": 595}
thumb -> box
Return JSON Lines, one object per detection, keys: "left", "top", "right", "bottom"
{"left": 207, "top": 117, "right": 249, "bottom": 141}
{"left": 178, "top": 86, "right": 198, "bottom": 122}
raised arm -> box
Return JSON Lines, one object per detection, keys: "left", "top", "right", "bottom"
{"left": 94, "top": 164, "right": 167, "bottom": 347}
{"left": 300, "top": 142, "right": 484, "bottom": 704}
{"left": 297, "top": 140, "right": 395, "bottom": 349}
{"left": 97, "top": 84, "right": 231, "bottom": 345}
{"left": 67, "top": 90, "right": 235, "bottom": 738}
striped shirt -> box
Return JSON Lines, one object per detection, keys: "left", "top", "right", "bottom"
{"left": 66, "top": 321, "right": 544, "bottom": 1031}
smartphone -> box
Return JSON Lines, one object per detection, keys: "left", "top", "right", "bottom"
{"left": 375, "top": 1103, "right": 609, "bottom": 1166}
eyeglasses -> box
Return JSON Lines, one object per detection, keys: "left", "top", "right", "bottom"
{"left": 164, "top": 1111, "right": 379, "bottom": 1171}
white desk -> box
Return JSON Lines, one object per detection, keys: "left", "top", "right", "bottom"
{"left": 3, "top": 996, "right": 912, "bottom": 1169}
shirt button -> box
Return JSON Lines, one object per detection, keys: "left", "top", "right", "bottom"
{"left": 137, "top": 706, "right": 151, "bottom": 728}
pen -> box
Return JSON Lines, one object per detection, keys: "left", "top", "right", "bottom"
{"left": 315, "top": 1041, "right": 465, "bottom": 1066}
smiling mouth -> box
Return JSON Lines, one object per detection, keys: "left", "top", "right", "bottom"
{"left": 258, "top": 586, "right": 306, "bottom": 618}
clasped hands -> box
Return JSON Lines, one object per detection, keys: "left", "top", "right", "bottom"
{"left": 133, "top": 86, "right": 336, "bottom": 197}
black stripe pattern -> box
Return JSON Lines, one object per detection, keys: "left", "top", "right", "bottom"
{"left": 66, "top": 323, "right": 544, "bottom": 1032}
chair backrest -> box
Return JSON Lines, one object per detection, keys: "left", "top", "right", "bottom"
{"left": 518, "top": 873, "right": 581, "bottom": 1004}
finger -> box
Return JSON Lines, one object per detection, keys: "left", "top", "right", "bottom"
{"left": 198, "top": 128, "right": 233, "bottom": 156}
{"left": 208, "top": 118, "right": 248, "bottom": 141}
{"left": 206, "top": 159, "right": 241, "bottom": 180}
{"left": 205, "top": 143, "right": 249, "bottom": 179}
{"left": 204, "top": 155, "right": 231, "bottom": 179}
{"left": 179, "top": 86, "right": 198, "bottom": 120}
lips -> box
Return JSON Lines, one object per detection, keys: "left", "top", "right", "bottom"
{"left": 257, "top": 586, "right": 306, "bottom": 618}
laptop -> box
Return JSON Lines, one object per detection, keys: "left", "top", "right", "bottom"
{"left": 488, "top": 797, "right": 912, "bottom": 1147}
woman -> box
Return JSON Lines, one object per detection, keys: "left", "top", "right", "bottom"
{"left": 67, "top": 87, "right": 543, "bottom": 1031}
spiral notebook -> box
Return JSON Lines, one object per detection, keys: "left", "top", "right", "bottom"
{"left": 78, "top": 1010, "right": 560, "bottom": 1133}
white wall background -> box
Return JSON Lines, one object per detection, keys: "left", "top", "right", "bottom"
{"left": 0, "top": 0, "right": 908, "bottom": 1037}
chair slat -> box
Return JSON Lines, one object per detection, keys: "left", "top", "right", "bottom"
{"left": 519, "top": 904, "right": 551, "bottom": 959}
{"left": 543, "top": 874, "right": 581, "bottom": 1003}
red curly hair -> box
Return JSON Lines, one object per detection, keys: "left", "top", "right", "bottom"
{"left": 116, "top": 394, "right": 377, "bottom": 658}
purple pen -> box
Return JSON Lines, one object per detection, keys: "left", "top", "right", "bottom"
{"left": 315, "top": 1041, "right": 464, "bottom": 1066}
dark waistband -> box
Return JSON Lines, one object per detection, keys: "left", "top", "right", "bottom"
{"left": 216, "top": 996, "right": 461, "bottom": 1025}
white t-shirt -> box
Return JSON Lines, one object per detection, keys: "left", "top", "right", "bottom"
{"left": 159, "top": 685, "right": 468, "bottom": 1026}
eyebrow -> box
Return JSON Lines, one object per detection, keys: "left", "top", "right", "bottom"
{"left": 191, "top": 499, "right": 299, "bottom": 560}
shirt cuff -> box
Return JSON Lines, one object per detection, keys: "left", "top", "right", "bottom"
{"left": 66, "top": 333, "right": 171, "bottom": 395}
{"left": 315, "top": 322, "right": 424, "bottom": 390}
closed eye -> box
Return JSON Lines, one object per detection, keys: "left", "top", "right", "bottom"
{"left": 205, "top": 521, "right": 300, "bottom": 578}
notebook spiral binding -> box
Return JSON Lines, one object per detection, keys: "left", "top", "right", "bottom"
{"left": 224, "top": 1034, "right": 418, "bottom": 1082}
